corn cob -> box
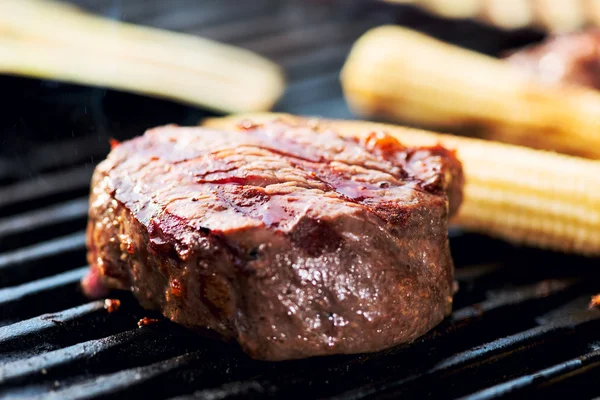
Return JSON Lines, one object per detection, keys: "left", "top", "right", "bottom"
{"left": 385, "top": 0, "right": 599, "bottom": 33}
{"left": 0, "top": 0, "right": 285, "bottom": 113}
{"left": 340, "top": 25, "right": 600, "bottom": 159}
{"left": 204, "top": 113, "right": 600, "bottom": 256}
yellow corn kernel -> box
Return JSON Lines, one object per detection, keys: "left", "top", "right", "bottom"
{"left": 340, "top": 25, "right": 600, "bottom": 159}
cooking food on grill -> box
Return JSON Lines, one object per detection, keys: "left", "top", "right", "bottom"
{"left": 341, "top": 25, "right": 600, "bottom": 159}
{"left": 506, "top": 30, "right": 600, "bottom": 89}
{"left": 206, "top": 113, "right": 600, "bottom": 256}
{"left": 84, "top": 120, "right": 463, "bottom": 360}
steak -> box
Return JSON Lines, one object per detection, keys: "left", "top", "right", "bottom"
{"left": 84, "top": 120, "right": 463, "bottom": 360}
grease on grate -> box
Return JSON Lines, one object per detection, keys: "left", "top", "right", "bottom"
{"left": 104, "top": 298, "right": 121, "bottom": 313}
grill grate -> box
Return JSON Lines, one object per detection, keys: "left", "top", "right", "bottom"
{"left": 1, "top": 1, "right": 599, "bottom": 399}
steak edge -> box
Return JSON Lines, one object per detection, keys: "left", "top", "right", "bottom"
{"left": 84, "top": 121, "right": 463, "bottom": 360}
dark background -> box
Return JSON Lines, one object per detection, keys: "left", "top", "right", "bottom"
{"left": 0, "top": 0, "right": 543, "bottom": 162}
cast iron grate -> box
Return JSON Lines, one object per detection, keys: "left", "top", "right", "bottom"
{"left": 0, "top": 1, "right": 598, "bottom": 399}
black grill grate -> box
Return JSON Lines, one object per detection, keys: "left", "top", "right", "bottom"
{"left": 1, "top": 1, "right": 599, "bottom": 399}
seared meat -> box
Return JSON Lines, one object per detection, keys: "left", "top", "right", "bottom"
{"left": 506, "top": 30, "right": 600, "bottom": 89}
{"left": 84, "top": 121, "right": 463, "bottom": 360}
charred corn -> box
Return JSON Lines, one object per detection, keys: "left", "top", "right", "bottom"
{"left": 341, "top": 25, "right": 600, "bottom": 159}
{"left": 204, "top": 113, "right": 600, "bottom": 256}
{"left": 0, "top": 0, "right": 284, "bottom": 113}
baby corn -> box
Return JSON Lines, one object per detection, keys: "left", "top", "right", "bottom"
{"left": 204, "top": 113, "right": 600, "bottom": 256}
{"left": 340, "top": 26, "right": 600, "bottom": 159}
{"left": 0, "top": 0, "right": 284, "bottom": 113}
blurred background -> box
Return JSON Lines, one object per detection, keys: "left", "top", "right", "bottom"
{"left": 0, "top": 0, "right": 546, "bottom": 167}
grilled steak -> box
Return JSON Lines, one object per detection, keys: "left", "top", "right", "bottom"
{"left": 84, "top": 120, "right": 463, "bottom": 360}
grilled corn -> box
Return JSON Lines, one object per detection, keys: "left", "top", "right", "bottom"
{"left": 340, "top": 25, "right": 600, "bottom": 159}
{"left": 204, "top": 113, "right": 600, "bottom": 256}
{"left": 0, "top": 0, "right": 285, "bottom": 113}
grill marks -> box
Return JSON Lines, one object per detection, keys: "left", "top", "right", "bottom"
{"left": 91, "top": 122, "right": 464, "bottom": 359}
{"left": 117, "top": 122, "right": 455, "bottom": 235}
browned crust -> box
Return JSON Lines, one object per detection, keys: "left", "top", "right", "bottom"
{"left": 85, "top": 122, "right": 463, "bottom": 360}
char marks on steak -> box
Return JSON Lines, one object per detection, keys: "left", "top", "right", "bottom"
{"left": 84, "top": 120, "right": 463, "bottom": 360}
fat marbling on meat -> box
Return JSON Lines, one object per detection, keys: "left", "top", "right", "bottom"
{"left": 84, "top": 120, "right": 463, "bottom": 360}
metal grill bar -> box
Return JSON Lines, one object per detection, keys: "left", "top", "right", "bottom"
{"left": 0, "top": 266, "right": 86, "bottom": 310}
{"left": 197, "top": 10, "right": 325, "bottom": 45}
{"left": 0, "top": 232, "right": 86, "bottom": 287}
{"left": 291, "top": 97, "right": 355, "bottom": 120}
{"left": 0, "top": 197, "right": 88, "bottom": 250}
{"left": 144, "top": 0, "right": 277, "bottom": 34}
{"left": 282, "top": 43, "right": 354, "bottom": 81}
{"left": 463, "top": 349, "right": 600, "bottom": 400}
{"left": 0, "top": 198, "right": 88, "bottom": 239}
{"left": 190, "top": 310, "right": 600, "bottom": 400}
{"left": 0, "top": 167, "right": 92, "bottom": 216}
{"left": 0, "top": 301, "right": 104, "bottom": 351}
{"left": 0, "top": 267, "right": 584, "bottom": 391}
{"left": 181, "top": 288, "right": 596, "bottom": 400}
{"left": 0, "top": 328, "right": 145, "bottom": 385}
{"left": 334, "top": 316, "right": 600, "bottom": 400}
{"left": 0, "top": 267, "right": 86, "bottom": 305}
{"left": 277, "top": 71, "right": 342, "bottom": 109}
{"left": 170, "top": 381, "right": 268, "bottom": 400}
{"left": 0, "top": 267, "right": 87, "bottom": 324}
{"left": 243, "top": 20, "right": 379, "bottom": 58}
{"left": 37, "top": 352, "right": 206, "bottom": 400}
